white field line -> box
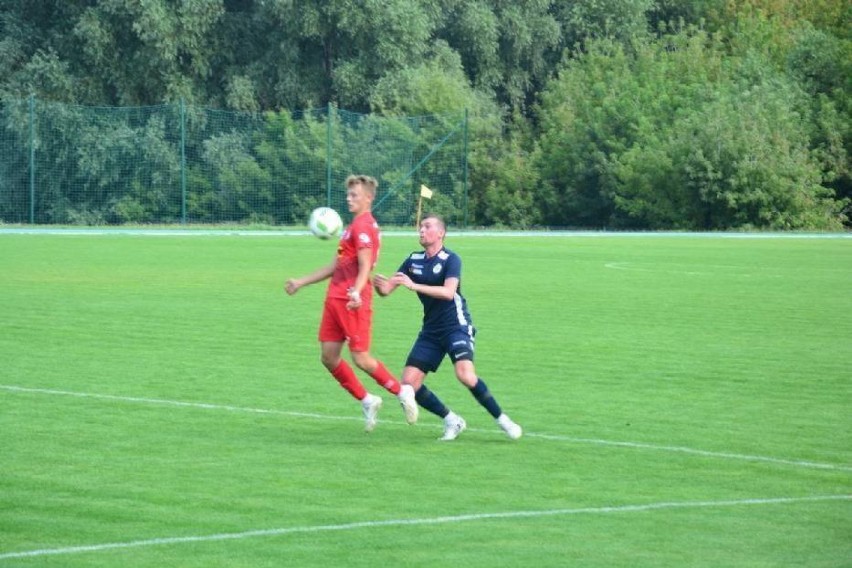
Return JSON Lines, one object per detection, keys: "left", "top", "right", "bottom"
{"left": 2, "top": 384, "right": 851, "bottom": 473}
{"left": 0, "top": 495, "right": 849, "bottom": 560}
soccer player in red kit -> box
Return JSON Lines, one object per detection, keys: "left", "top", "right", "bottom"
{"left": 285, "top": 175, "right": 417, "bottom": 432}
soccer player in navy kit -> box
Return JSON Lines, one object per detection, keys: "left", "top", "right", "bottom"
{"left": 373, "top": 213, "right": 522, "bottom": 440}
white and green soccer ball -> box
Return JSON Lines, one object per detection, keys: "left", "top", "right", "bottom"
{"left": 308, "top": 207, "right": 343, "bottom": 239}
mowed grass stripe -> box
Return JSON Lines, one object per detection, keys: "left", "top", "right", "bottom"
{"left": 2, "top": 495, "right": 848, "bottom": 561}
{"left": 2, "top": 383, "right": 849, "bottom": 472}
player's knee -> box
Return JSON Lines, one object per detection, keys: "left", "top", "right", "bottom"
{"left": 455, "top": 372, "right": 477, "bottom": 387}
{"left": 351, "top": 351, "right": 375, "bottom": 372}
{"left": 320, "top": 353, "right": 338, "bottom": 370}
{"left": 453, "top": 359, "right": 477, "bottom": 385}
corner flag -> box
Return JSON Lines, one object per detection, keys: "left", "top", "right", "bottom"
{"left": 416, "top": 184, "right": 434, "bottom": 227}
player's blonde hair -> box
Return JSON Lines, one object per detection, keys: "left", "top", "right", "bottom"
{"left": 346, "top": 174, "right": 378, "bottom": 197}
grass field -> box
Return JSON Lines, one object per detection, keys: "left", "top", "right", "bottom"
{"left": 0, "top": 230, "right": 850, "bottom": 567}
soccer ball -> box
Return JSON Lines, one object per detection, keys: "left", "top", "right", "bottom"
{"left": 308, "top": 207, "right": 343, "bottom": 239}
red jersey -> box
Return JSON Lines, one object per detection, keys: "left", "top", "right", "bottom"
{"left": 327, "top": 211, "right": 381, "bottom": 302}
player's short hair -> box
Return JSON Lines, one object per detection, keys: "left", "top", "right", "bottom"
{"left": 346, "top": 174, "right": 378, "bottom": 197}
{"left": 421, "top": 213, "right": 446, "bottom": 234}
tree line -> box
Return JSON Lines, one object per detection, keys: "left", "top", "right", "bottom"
{"left": 1, "top": 0, "right": 849, "bottom": 229}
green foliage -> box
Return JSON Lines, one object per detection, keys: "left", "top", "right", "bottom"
{"left": 618, "top": 85, "right": 844, "bottom": 230}
{"left": 555, "top": 0, "right": 655, "bottom": 49}
{"left": 0, "top": 100, "right": 469, "bottom": 226}
{"left": 473, "top": 111, "right": 540, "bottom": 228}
{"left": 440, "top": 0, "right": 561, "bottom": 111}
{"left": 0, "top": 0, "right": 849, "bottom": 229}
{"left": 785, "top": 23, "right": 852, "bottom": 209}
{"left": 534, "top": 24, "right": 848, "bottom": 230}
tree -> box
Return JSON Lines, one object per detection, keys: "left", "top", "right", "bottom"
{"left": 554, "top": 0, "right": 654, "bottom": 50}
{"left": 438, "top": 0, "right": 561, "bottom": 112}
{"left": 534, "top": 27, "right": 847, "bottom": 230}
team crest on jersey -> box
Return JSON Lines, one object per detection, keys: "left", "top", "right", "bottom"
{"left": 358, "top": 232, "right": 371, "bottom": 245}
{"left": 433, "top": 263, "right": 443, "bottom": 274}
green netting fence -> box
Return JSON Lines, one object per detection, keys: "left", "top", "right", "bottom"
{"left": 0, "top": 97, "right": 468, "bottom": 227}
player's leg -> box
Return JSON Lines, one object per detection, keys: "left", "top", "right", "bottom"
{"left": 405, "top": 334, "right": 466, "bottom": 440}
{"left": 341, "top": 304, "right": 416, "bottom": 423}
{"left": 335, "top": 302, "right": 401, "bottom": 431}
{"left": 452, "top": 360, "right": 522, "bottom": 439}
{"left": 404, "top": 365, "right": 465, "bottom": 441}
{"left": 322, "top": 340, "right": 383, "bottom": 432}
{"left": 448, "top": 330, "right": 522, "bottom": 440}
{"left": 321, "top": 340, "right": 367, "bottom": 400}
{"left": 351, "top": 347, "right": 419, "bottom": 425}
{"left": 351, "top": 350, "right": 400, "bottom": 394}
{"left": 404, "top": 335, "right": 447, "bottom": 417}
{"left": 341, "top": 302, "right": 402, "bottom": 395}
{"left": 319, "top": 300, "right": 370, "bottom": 403}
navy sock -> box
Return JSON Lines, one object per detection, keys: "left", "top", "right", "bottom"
{"left": 415, "top": 385, "right": 449, "bottom": 419}
{"left": 470, "top": 378, "right": 502, "bottom": 418}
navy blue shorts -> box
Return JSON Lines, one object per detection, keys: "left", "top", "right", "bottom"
{"left": 405, "top": 327, "right": 476, "bottom": 374}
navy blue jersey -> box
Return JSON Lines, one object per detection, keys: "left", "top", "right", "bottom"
{"left": 398, "top": 247, "right": 473, "bottom": 333}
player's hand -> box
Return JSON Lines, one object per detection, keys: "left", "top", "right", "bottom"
{"left": 373, "top": 274, "right": 390, "bottom": 296}
{"left": 284, "top": 279, "right": 301, "bottom": 295}
{"left": 346, "top": 287, "right": 362, "bottom": 310}
{"left": 390, "top": 272, "right": 414, "bottom": 290}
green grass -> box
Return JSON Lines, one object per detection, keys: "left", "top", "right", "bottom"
{"left": 1, "top": 232, "right": 850, "bottom": 567}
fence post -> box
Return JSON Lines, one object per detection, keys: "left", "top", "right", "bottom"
{"left": 326, "top": 103, "right": 333, "bottom": 207}
{"left": 28, "top": 94, "right": 35, "bottom": 224}
{"left": 180, "top": 98, "right": 187, "bottom": 224}
{"left": 463, "top": 108, "right": 469, "bottom": 229}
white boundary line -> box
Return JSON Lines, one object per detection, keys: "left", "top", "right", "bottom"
{"left": 0, "top": 495, "right": 848, "bottom": 560}
{"left": 3, "top": 384, "right": 850, "bottom": 472}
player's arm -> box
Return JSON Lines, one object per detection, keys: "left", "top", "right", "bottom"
{"left": 374, "top": 259, "right": 409, "bottom": 297}
{"left": 284, "top": 258, "right": 336, "bottom": 295}
{"left": 346, "top": 247, "right": 373, "bottom": 308}
{"left": 372, "top": 273, "right": 399, "bottom": 297}
{"left": 391, "top": 273, "right": 459, "bottom": 301}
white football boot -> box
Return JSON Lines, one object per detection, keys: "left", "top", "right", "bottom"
{"left": 398, "top": 384, "right": 419, "bottom": 425}
{"left": 439, "top": 412, "right": 467, "bottom": 441}
{"left": 361, "top": 394, "right": 383, "bottom": 433}
{"left": 497, "top": 414, "right": 523, "bottom": 440}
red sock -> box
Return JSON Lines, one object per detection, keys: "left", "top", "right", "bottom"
{"left": 370, "top": 361, "right": 401, "bottom": 395}
{"left": 330, "top": 360, "right": 367, "bottom": 400}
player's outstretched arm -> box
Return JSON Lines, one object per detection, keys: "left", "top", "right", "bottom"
{"left": 284, "top": 261, "right": 336, "bottom": 295}
{"left": 372, "top": 273, "right": 399, "bottom": 297}
{"left": 390, "top": 273, "right": 458, "bottom": 300}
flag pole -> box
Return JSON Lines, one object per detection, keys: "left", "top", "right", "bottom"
{"left": 417, "top": 184, "right": 433, "bottom": 228}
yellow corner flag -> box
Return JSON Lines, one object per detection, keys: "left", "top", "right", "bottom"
{"left": 416, "top": 185, "right": 434, "bottom": 227}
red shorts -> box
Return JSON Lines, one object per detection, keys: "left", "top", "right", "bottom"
{"left": 318, "top": 297, "right": 373, "bottom": 352}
